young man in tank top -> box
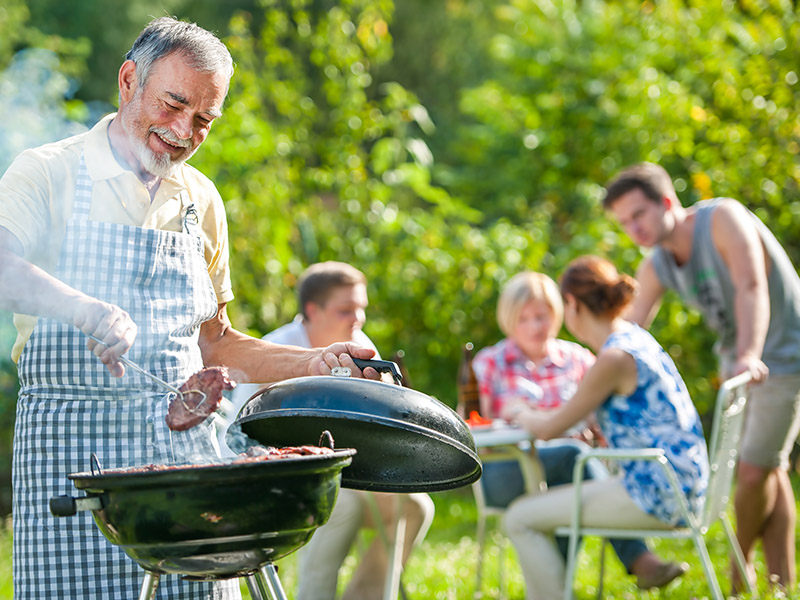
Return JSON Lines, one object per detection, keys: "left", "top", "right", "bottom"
{"left": 603, "top": 162, "right": 800, "bottom": 592}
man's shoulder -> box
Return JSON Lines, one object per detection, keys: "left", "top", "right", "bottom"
{"left": 10, "top": 129, "right": 87, "bottom": 172}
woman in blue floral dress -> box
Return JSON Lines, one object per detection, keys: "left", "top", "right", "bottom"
{"left": 501, "top": 255, "right": 709, "bottom": 600}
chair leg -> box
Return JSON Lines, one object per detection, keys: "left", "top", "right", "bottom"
{"left": 475, "top": 513, "right": 486, "bottom": 598}
{"left": 692, "top": 534, "right": 724, "bottom": 600}
{"left": 498, "top": 533, "right": 506, "bottom": 600}
{"left": 722, "top": 513, "right": 756, "bottom": 596}
{"left": 562, "top": 529, "right": 580, "bottom": 600}
{"left": 595, "top": 539, "right": 606, "bottom": 600}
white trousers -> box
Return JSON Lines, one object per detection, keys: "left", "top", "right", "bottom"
{"left": 296, "top": 489, "right": 435, "bottom": 600}
{"left": 504, "top": 477, "right": 671, "bottom": 600}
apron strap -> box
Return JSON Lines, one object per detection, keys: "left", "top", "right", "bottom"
{"left": 73, "top": 155, "right": 93, "bottom": 220}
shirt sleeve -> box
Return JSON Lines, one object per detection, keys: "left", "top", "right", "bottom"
{"left": 0, "top": 149, "right": 56, "bottom": 258}
{"left": 196, "top": 177, "right": 233, "bottom": 304}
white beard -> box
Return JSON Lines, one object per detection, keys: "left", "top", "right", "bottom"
{"left": 119, "top": 93, "right": 194, "bottom": 179}
{"left": 128, "top": 134, "right": 180, "bottom": 179}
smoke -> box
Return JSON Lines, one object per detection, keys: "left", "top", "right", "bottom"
{"left": 0, "top": 47, "right": 112, "bottom": 174}
{"left": 0, "top": 48, "right": 113, "bottom": 357}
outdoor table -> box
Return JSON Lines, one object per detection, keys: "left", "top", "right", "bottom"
{"left": 470, "top": 420, "right": 546, "bottom": 494}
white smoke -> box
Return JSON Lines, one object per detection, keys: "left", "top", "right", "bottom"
{"left": 0, "top": 47, "right": 112, "bottom": 174}
{"left": 0, "top": 48, "right": 113, "bottom": 358}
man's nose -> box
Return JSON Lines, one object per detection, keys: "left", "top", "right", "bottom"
{"left": 171, "top": 113, "right": 194, "bottom": 141}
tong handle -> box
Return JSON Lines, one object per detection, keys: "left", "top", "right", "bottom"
{"left": 352, "top": 358, "right": 403, "bottom": 384}
{"left": 86, "top": 334, "right": 182, "bottom": 396}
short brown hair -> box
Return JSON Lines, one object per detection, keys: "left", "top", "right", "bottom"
{"left": 559, "top": 255, "right": 637, "bottom": 319}
{"left": 497, "top": 271, "right": 563, "bottom": 337}
{"left": 603, "top": 162, "right": 676, "bottom": 209}
{"left": 298, "top": 262, "right": 367, "bottom": 319}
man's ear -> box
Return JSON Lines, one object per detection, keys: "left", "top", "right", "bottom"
{"left": 304, "top": 301, "right": 320, "bottom": 323}
{"left": 118, "top": 59, "right": 139, "bottom": 105}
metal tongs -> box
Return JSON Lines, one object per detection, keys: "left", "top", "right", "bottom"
{"left": 87, "top": 334, "right": 208, "bottom": 414}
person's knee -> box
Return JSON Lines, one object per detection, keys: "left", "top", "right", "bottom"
{"left": 504, "top": 500, "right": 538, "bottom": 537}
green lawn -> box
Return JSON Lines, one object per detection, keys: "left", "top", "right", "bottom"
{"left": 1, "top": 484, "right": 799, "bottom": 599}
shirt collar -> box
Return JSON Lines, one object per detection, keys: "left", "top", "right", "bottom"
{"left": 84, "top": 112, "right": 188, "bottom": 191}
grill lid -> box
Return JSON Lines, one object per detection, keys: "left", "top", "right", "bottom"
{"left": 234, "top": 375, "right": 482, "bottom": 493}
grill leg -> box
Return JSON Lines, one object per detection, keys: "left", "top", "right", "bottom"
{"left": 249, "top": 564, "right": 288, "bottom": 600}
{"left": 245, "top": 574, "right": 266, "bottom": 600}
{"left": 138, "top": 571, "right": 160, "bottom": 600}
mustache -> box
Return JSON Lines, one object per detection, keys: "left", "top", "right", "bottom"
{"left": 150, "top": 126, "right": 192, "bottom": 149}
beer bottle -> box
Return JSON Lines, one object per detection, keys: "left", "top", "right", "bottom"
{"left": 456, "top": 342, "right": 481, "bottom": 419}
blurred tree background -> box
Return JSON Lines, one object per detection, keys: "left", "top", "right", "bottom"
{"left": 0, "top": 0, "right": 798, "bottom": 516}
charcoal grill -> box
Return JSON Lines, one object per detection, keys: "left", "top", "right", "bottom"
{"left": 51, "top": 442, "right": 355, "bottom": 600}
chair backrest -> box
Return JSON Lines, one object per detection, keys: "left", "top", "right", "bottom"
{"left": 700, "top": 372, "right": 752, "bottom": 530}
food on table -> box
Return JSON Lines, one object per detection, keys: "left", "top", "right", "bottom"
{"left": 465, "top": 410, "right": 493, "bottom": 428}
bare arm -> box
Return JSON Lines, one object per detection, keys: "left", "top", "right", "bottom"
{"left": 0, "top": 226, "right": 137, "bottom": 376}
{"left": 501, "top": 347, "right": 637, "bottom": 440}
{"left": 198, "top": 303, "right": 380, "bottom": 382}
{"left": 624, "top": 257, "right": 665, "bottom": 328}
{"left": 711, "top": 201, "right": 770, "bottom": 382}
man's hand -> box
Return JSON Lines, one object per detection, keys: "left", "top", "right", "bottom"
{"left": 731, "top": 353, "right": 769, "bottom": 384}
{"left": 72, "top": 298, "right": 137, "bottom": 378}
{"left": 309, "top": 342, "right": 380, "bottom": 380}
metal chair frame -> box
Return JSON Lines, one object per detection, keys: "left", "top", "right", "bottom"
{"left": 555, "top": 372, "right": 755, "bottom": 600}
{"left": 472, "top": 443, "right": 547, "bottom": 599}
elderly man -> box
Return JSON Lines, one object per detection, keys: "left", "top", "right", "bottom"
{"left": 604, "top": 162, "right": 800, "bottom": 591}
{"left": 231, "top": 261, "right": 434, "bottom": 600}
{"left": 0, "top": 18, "right": 376, "bottom": 599}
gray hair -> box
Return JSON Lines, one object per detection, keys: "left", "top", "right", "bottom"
{"left": 125, "top": 17, "right": 234, "bottom": 91}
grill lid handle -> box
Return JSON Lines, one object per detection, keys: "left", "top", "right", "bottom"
{"left": 352, "top": 358, "right": 403, "bottom": 385}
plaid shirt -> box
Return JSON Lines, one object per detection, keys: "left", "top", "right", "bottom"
{"left": 473, "top": 337, "right": 595, "bottom": 417}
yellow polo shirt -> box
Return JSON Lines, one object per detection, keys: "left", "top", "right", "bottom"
{"left": 0, "top": 113, "right": 234, "bottom": 361}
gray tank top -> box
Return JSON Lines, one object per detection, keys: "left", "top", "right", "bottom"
{"left": 651, "top": 198, "right": 800, "bottom": 375}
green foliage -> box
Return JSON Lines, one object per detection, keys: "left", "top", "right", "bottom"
{"left": 191, "top": 0, "right": 505, "bottom": 397}
{"left": 2, "top": 0, "right": 800, "bottom": 512}
{"left": 398, "top": 0, "right": 800, "bottom": 411}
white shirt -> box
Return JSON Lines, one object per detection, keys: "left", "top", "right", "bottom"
{"left": 227, "top": 314, "right": 379, "bottom": 417}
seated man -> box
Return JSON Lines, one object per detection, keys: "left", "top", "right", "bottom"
{"left": 230, "top": 261, "right": 435, "bottom": 600}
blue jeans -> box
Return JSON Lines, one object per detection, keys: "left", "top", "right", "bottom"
{"left": 480, "top": 438, "right": 648, "bottom": 572}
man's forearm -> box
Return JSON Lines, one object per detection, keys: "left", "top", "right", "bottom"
{"left": 734, "top": 285, "right": 769, "bottom": 363}
{"left": 0, "top": 246, "right": 87, "bottom": 323}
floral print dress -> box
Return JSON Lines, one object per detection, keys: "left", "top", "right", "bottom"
{"left": 597, "top": 324, "right": 709, "bottom": 526}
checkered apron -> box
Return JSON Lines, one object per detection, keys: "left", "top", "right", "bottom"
{"left": 12, "top": 155, "right": 240, "bottom": 599}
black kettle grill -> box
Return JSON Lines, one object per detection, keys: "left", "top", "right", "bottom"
{"left": 51, "top": 364, "right": 482, "bottom": 599}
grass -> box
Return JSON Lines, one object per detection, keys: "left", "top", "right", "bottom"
{"left": 1, "top": 484, "right": 799, "bottom": 599}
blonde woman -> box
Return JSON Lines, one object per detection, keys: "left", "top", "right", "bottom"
{"left": 500, "top": 257, "right": 708, "bottom": 599}
{"left": 473, "top": 270, "right": 686, "bottom": 590}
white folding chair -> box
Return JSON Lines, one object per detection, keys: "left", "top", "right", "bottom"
{"left": 472, "top": 444, "right": 546, "bottom": 599}
{"left": 555, "top": 372, "right": 755, "bottom": 600}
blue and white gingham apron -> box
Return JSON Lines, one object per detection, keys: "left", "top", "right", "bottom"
{"left": 12, "top": 154, "right": 240, "bottom": 599}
